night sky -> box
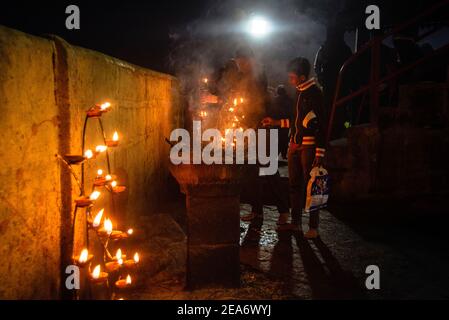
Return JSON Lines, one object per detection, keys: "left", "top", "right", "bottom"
{"left": 0, "top": 0, "right": 446, "bottom": 76}
{"left": 0, "top": 1, "right": 213, "bottom": 73}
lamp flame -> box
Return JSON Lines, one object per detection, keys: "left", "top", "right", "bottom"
{"left": 126, "top": 274, "right": 132, "bottom": 285}
{"left": 92, "top": 265, "right": 101, "bottom": 279}
{"left": 79, "top": 249, "right": 89, "bottom": 263}
{"left": 90, "top": 191, "right": 101, "bottom": 201}
{"left": 116, "top": 249, "right": 123, "bottom": 265}
{"left": 95, "top": 145, "right": 108, "bottom": 153}
{"left": 134, "top": 252, "right": 140, "bottom": 263}
{"left": 112, "top": 131, "right": 119, "bottom": 142}
{"left": 93, "top": 208, "right": 104, "bottom": 228}
{"left": 100, "top": 102, "right": 111, "bottom": 111}
{"left": 84, "top": 149, "right": 94, "bottom": 159}
{"left": 104, "top": 218, "right": 113, "bottom": 235}
{"left": 105, "top": 174, "right": 112, "bottom": 181}
{"left": 97, "top": 169, "right": 103, "bottom": 176}
{"left": 127, "top": 228, "right": 134, "bottom": 235}
{"left": 111, "top": 181, "right": 118, "bottom": 188}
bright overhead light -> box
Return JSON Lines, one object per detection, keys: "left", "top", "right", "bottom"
{"left": 248, "top": 16, "right": 271, "bottom": 38}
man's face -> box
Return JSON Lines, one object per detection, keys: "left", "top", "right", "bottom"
{"left": 288, "top": 72, "right": 305, "bottom": 87}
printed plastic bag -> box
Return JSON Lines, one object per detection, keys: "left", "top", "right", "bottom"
{"left": 305, "top": 166, "right": 330, "bottom": 213}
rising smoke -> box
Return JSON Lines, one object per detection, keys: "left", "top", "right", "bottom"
{"left": 168, "top": 0, "right": 345, "bottom": 98}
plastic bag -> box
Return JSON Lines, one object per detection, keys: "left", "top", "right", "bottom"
{"left": 305, "top": 166, "right": 330, "bottom": 213}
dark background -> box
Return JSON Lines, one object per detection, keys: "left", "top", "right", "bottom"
{"left": 0, "top": 0, "right": 444, "bottom": 75}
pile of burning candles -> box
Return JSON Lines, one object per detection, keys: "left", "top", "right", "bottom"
{"left": 58, "top": 101, "right": 141, "bottom": 299}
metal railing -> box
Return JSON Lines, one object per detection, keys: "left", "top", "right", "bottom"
{"left": 326, "top": 0, "right": 449, "bottom": 144}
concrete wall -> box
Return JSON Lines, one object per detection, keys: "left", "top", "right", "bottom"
{"left": 0, "top": 26, "right": 183, "bottom": 299}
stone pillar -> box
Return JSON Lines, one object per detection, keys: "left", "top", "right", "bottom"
{"left": 169, "top": 164, "right": 243, "bottom": 289}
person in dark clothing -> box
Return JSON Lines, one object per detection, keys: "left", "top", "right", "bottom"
{"left": 314, "top": 25, "right": 352, "bottom": 139}
{"left": 268, "top": 85, "right": 294, "bottom": 159}
{"left": 201, "top": 46, "right": 290, "bottom": 227}
{"left": 263, "top": 57, "right": 326, "bottom": 239}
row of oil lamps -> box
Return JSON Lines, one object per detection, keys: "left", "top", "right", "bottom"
{"left": 66, "top": 102, "right": 140, "bottom": 293}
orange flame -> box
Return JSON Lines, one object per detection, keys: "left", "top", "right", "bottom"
{"left": 84, "top": 149, "right": 94, "bottom": 159}
{"left": 93, "top": 209, "right": 104, "bottom": 228}
{"left": 79, "top": 249, "right": 89, "bottom": 263}
{"left": 100, "top": 102, "right": 111, "bottom": 111}
{"left": 90, "top": 191, "right": 101, "bottom": 201}
{"left": 95, "top": 145, "right": 108, "bottom": 153}
{"left": 104, "top": 218, "right": 113, "bottom": 235}
{"left": 92, "top": 265, "right": 101, "bottom": 279}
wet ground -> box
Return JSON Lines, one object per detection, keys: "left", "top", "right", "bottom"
{"left": 130, "top": 165, "right": 449, "bottom": 300}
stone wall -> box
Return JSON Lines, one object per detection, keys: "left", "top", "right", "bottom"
{"left": 0, "top": 26, "right": 183, "bottom": 299}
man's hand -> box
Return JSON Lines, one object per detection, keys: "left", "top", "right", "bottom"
{"left": 312, "top": 156, "right": 324, "bottom": 167}
{"left": 261, "top": 117, "right": 280, "bottom": 127}
{"left": 200, "top": 93, "right": 219, "bottom": 104}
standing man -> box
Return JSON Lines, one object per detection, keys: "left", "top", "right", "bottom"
{"left": 201, "top": 46, "right": 290, "bottom": 227}
{"left": 263, "top": 57, "right": 326, "bottom": 239}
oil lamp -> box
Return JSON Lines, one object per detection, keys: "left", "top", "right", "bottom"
{"left": 109, "top": 180, "right": 126, "bottom": 193}
{"left": 94, "top": 169, "right": 107, "bottom": 186}
{"left": 124, "top": 252, "right": 139, "bottom": 269}
{"left": 73, "top": 248, "right": 93, "bottom": 267}
{"left": 106, "top": 131, "right": 119, "bottom": 147}
{"left": 105, "top": 249, "right": 125, "bottom": 272}
{"left": 63, "top": 154, "right": 86, "bottom": 165}
{"left": 115, "top": 274, "right": 132, "bottom": 290}
{"left": 75, "top": 191, "right": 101, "bottom": 207}
{"left": 90, "top": 265, "right": 108, "bottom": 284}
{"left": 101, "top": 218, "right": 113, "bottom": 236}
{"left": 87, "top": 102, "right": 111, "bottom": 117}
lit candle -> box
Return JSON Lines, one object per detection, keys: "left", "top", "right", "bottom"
{"left": 233, "top": 98, "right": 238, "bottom": 107}
{"left": 106, "top": 131, "right": 120, "bottom": 147}
{"left": 127, "top": 228, "right": 134, "bottom": 235}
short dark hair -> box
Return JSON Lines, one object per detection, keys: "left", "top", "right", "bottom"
{"left": 287, "top": 57, "right": 311, "bottom": 78}
{"left": 235, "top": 45, "right": 255, "bottom": 59}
